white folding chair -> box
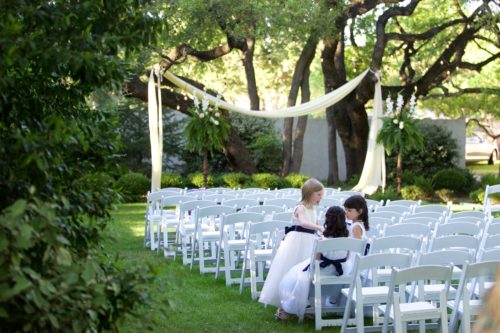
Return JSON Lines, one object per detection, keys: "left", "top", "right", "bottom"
{"left": 245, "top": 205, "right": 284, "bottom": 220}
{"left": 370, "top": 211, "right": 406, "bottom": 222}
{"left": 340, "top": 253, "right": 412, "bottom": 333}
{"left": 380, "top": 265, "right": 453, "bottom": 333}
{"left": 203, "top": 193, "right": 236, "bottom": 204}
{"left": 365, "top": 199, "right": 384, "bottom": 212}
{"left": 319, "top": 197, "right": 344, "bottom": 209}
{"left": 309, "top": 237, "right": 366, "bottom": 330}
{"left": 190, "top": 205, "right": 236, "bottom": 273}
{"left": 382, "top": 223, "right": 432, "bottom": 250}
{"left": 369, "top": 235, "right": 423, "bottom": 283}
{"left": 239, "top": 220, "right": 291, "bottom": 299}
{"left": 376, "top": 205, "right": 413, "bottom": 215}
{"left": 263, "top": 198, "right": 297, "bottom": 210}
{"left": 144, "top": 191, "right": 164, "bottom": 250}
{"left": 484, "top": 222, "right": 500, "bottom": 236}
{"left": 158, "top": 194, "right": 192, "bottom": 258}
{"left": 478, "top": 248, "right": 500, "bottom": 261}
{"left": 177, "top": 199, "right": 214, "bottom": 265}
{"left": 221, "top": 198, "right": 259, "bottom": 211}
{"left": 484, "top": 184, "right": 500, "bottom": 217}
{"left": 429, "top": 234, "right": 480, "bottom": 259}
{"left": 215, "top": 211, "right": 264, "bottom": 286}
{"left": 476, "top": 233, "right": 500, "bottom": 262}
{"left": 447, "top": 210, "right": 487, "bottom": 220}
{"left": 385, "top": 199, "right": 421, "bottom": 207}
{"left": 242, "top": 192, "right": 278, "bottom": 202}
{"left": 413, "top": 204, "right": 450, "bottom": 215}
{"left": 409, "top": 211, "right": 446, "bottom": 220}
{"left": 448, "top": 260, "right": 500, "bottom": 333}
{"left": 272, "top": 211, "right": 293, "bottom": 222}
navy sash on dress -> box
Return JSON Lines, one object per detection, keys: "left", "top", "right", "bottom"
{"left": 284, "top": 225, "right": 315, "bottom": 235}
{"left": 302, "top": 254, "right": 348, "bottom": 276}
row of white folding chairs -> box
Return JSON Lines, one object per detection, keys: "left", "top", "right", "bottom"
{"left": 339, "top": 250, "right": 500, "bottom": 333}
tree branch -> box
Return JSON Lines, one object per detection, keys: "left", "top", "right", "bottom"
{"left": 420, "top": 87, "right": 500, "bottom": 99}
{"left": 466, "top": 118, "right": 500, "bottom": 140}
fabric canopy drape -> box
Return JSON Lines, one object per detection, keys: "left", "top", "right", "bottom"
{"left": 148, "top": 66, "right": 385, "bottom": 194}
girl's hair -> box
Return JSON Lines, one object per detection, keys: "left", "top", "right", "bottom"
{"left": 300, "top": 178, "right": 324, "bottom": 207}
{"left": 343, "top": 195, "right": 369, "bottom": 231}
{"left": 323, "top": 206, "right": 349, "bottom": 238}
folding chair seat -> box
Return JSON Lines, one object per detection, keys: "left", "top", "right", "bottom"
{"left": 263, "top": 198, "right": 297, "bottom": 210}
{"left": 448, "top": 260, "right": 500, "bottom": 333}
{"left": 215, "top": 211, "right": 264, "bottom": 286}
{"left": 221, "top": 198, "right": 259, "bottom": 211}
{"left": 190, "top": 205, "right": 236, "bottom": 273}
{"left": 308, "top": 237, "right": 366, "bottom": 330}
{"left": 239, "top": 220, "right": 291, "bottom": 299}
{"left": 177, "top": 200, "right": 214, "bottom": 265}
{"left": 340, "top": 253, "right": 412, "bottom": 333}
{"left": 380, "top": 265, "right": 453, "bottom": 333}
{"left": 144, "top": 191, "right": 164, "bottom": 250}
{"left": 413, "top": 204, "right": 450, "bottom": 215}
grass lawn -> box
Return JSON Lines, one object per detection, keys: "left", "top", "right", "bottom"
{"left": 105, "top": 203, "right": 326, "bottom": 333}
{"left": 467, "top": 161, "right": 499, "bottom": 176}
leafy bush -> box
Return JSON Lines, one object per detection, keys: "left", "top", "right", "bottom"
{"left": 251, "top": 173, "right": 282, "bottom": 189}
{"left": 284, "top": 173, "right": 310, "bottom": 188}
{"left": 386, "top": 122, "right": 458, "bottom": 182}
{"left": 401, "top": 185, "right": 428, "bottom": 201}
{"left": 115, "top": 172, "right": 150, "bottom": 202}
{"left": 432, "top": 168, "right": 474, "bottom": 193}
{"left": 414, "top": 176, "right": 434, "bottom": 198}
{"left": 247, "top": 134, "right": 282, "bottom": 173}
{"left": 221, "top": 173, "right": 250, "bottom": 188}
{"left": 435, "top": 188, "right": 454, "bottom": 203}
{"left": 161, "top": 173, "right": 185, "bottom": 188}
{"left": 368, "top": 186, "right": 400, "bottom": 202}
{"left": 188, "top": 172, "right": 214, "bottom": 188}
{"left": 470, "top": 174, "right": 500, "bottom": 203}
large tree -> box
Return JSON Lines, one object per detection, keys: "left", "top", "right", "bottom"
{"left": 126, "top": 0, "right": 499, "bottom": 184}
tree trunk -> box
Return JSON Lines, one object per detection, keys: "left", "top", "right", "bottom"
{"left": 281, "top": 34, "right": 318, "bottom": 176}
{"left": 203, "top": 149, "right": 209, "bottom": 188}
{"left": 397, "top": 152, "right": 402, "bottom": 194}
{"left": 290, "top": 67, "right": 311, "bottom": 173}
{"left": 242, "top": 35, "right": 259, "bottom": 110}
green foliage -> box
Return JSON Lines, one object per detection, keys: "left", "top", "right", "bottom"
{"left": 161, "top": 173, "right": 186, "bottom": 188}
{"left": 188, "top": 173, "right": 214, "bottom": 188}
{"left": 284, "top": 173, "right": 310, "bottom": 188}
{"left": 250, "top": 173, "right": 282, "bottom": 189}
{"left": 469, "top": 173, "right": 500, "bottom": 203}
{"left": 221, "top": 173, "right": 250, "bottom": 188}
{"left": 0, "top": 0, "right": 162, "bottom": 330}
{"left": 368, "top": 187, "right": 400, "bottom": 202}
{"left": 115, "top": 173, "right": 150, "bottom": 203}
{"left": 414, "top": 176, "right": 435, "bottom": 198}
{"left": 401, "top": 185, "right": 428, "bottom": 201}
{"left": 432, "top": 168, "right": 475, "bottom": 193}
{"left": 247, "top": 134, "right": 283, "bottom": 173}
{"left": 435, "top": 189, "right": 455, "bottom": 203}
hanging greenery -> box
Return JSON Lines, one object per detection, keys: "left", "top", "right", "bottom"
{"left": 377, "top": 94, "right": 424, "bottom": 193}
{"left": 184, "top": 94, "right": 230, "bottom": 187}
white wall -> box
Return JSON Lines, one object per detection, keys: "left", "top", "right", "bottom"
{"left": 275, "top": 117, "right": 466, "bottom": 182}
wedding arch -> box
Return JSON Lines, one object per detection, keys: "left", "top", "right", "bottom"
{"left": 148, "top": 65, "right": 385, "bottom": 194}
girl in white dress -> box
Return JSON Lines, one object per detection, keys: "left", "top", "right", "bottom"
{"left": 258, "top": 178, "right": 324, "bottom": 319}
{"left": 279, "top": 206, "right": 350, "bottom": 321}
{"left": 343, "top": 195, "right": 369, "bottom": 247}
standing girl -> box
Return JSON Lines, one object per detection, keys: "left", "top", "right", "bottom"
{"left": 258, "top": 178, "right": 324, "bottom": 318}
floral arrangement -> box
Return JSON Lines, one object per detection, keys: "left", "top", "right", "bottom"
{"left": 377, "top": 93, "right": 424, "bottom": 192}
{"left": 377, "top": 93, "right": 423, "bottom": 155}
{"left": 184, "top": 92, "right": 229, "bottom": 152}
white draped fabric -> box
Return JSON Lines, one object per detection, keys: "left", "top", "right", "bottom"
{"left": 148, "top": 66, "right": 385, "bottom": 194}
{"left": 352, "top": 79, "right": 386, "bottom": 194}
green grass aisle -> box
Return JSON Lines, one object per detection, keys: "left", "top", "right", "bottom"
{"left": 104, "top": 204, "right": 331, "bottom": 333}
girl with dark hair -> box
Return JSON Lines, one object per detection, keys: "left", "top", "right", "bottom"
{"left": 343, "top": 195, "right": 369, "bottom": 241}
{"left": 277, "top": 206, "right": 351, "bottom": 321}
